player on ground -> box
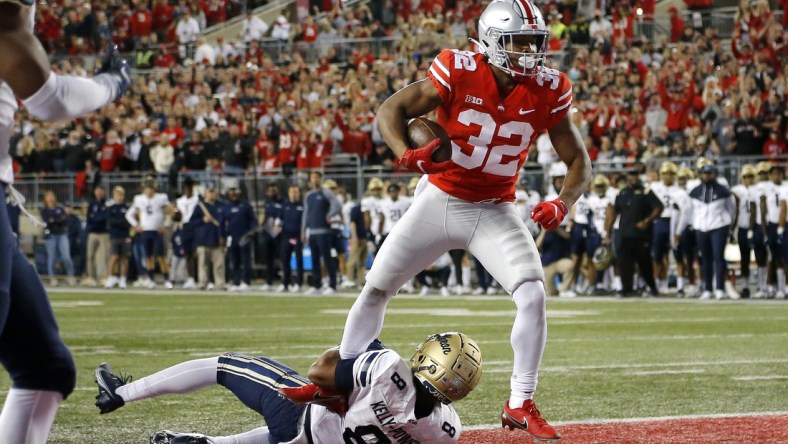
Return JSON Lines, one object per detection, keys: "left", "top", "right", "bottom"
{"left": 0, "top": 1, "right": 131, "bottom": 441}
{"left": 94, "top": 332, "right": 481, "bottom": 443}
{"left": 336, "top": 0, "right": 591, "bottom": 440}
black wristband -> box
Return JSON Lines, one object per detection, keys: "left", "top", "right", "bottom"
{"left": 334, "top": 358, "right": 357, "bottom": 392}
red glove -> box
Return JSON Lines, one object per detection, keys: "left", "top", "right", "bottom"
{"left": 397, "top": 139, "right": 451, "bottom": 174}
{"left": 279, "top": 383, "right": 348, "bottom": 416}
{"left": 531, "top": 199, "right": 569, "bottom": 231}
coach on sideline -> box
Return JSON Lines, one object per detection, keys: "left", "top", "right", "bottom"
{"left": 605, "top": 168, "right": 663, "bottom": 297}
{"left": 690, "top": 164, "right": 736, "bottom": 300}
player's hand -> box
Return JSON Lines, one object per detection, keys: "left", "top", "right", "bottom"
{"left": 95, "top": 43, "right": 132, "bottom": 101}
{"left": 530, "top": 199, "right": 569, "bottom": 231}
{"left": 279, "top": 383, "right": 348, "bottom": 416}
{"left": 397, "top": 140, "right": 451, "bottom": 174}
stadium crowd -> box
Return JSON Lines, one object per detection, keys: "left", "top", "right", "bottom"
{"left": 7, "top": 0, "right": 788, "bottom": 300}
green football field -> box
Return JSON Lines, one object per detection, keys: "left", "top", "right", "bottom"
{"left": 1, "top": 290, "right": 787, "bottom": 443}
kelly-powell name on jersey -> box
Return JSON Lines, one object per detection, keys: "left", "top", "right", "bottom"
{"left": 370, "top": 400, "right": 422, "bottom": 443}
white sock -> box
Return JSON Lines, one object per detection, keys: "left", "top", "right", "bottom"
{"left": 508, "top": 280, "right": 547, "bottom": 409}
{"left": 339, "top": 284, "right": 395, "bottom": 359}
{"left": 677, "top": 277, "right": 684, "bottom": 290}
{"left": 778, "top": 269, "right": 785, "bottom": 293}
{"left": 116, "top": 357, "right": 219, "bottom": 403}
{"left": 22, "top": 72, "right": 118, "bottom": 122}
{"left": 759, "top": 267, "right": 768, "bottom": 290}
{"left": 212, "top": 426, "right": 270, "bottom": 444}
{"left": 0, "top": 388, "right": 63, "bottom": 444}
{"left": 461, "top": 266, "right": 471, "bottom": 288}
{"left": 448, "top": 269, "right": 457, "bottom": 287}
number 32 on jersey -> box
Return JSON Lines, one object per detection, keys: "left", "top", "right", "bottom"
{"left": 451, "top": 109, "right": 533, "bottom": 178}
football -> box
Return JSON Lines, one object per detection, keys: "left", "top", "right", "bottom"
{"left": 406, "top": 117, "right": 452, "bottom": 163}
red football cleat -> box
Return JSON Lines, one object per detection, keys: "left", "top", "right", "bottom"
{"left": 279, "top": 383, "right": 348, "bottom": 416}
{"left": 502, "top": 400, "right": 560, "bottom": 441}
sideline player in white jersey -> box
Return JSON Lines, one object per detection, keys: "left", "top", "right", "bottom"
{"left": 94, "top": 332, "right": 481, "bottom": 444}
{"left": 362, "top": 177, "right": 385, "bottom": 252}
{"left": 759, "top": 164, "right": 788, "bottom": 297}
{"left": 126, "top": 178, "right": 173, "bottom": 288}
{"left": 586, "top": 175, "right": 613, "bottom": 292}
{"left": 377, "top": 182, "right": 412, "bottom": 244}
{"left": 731, "top": 165, "right": 759, "bottom": 298}
{"left": 650, "top": 161, "right": 690, "bottom": 293}
{"left": 337, "top": 0, "right": 591, "bottom": 440}
{"left": 750, "top": 162, "right": 773, "bottom": 297}
{"left": 0, "top": 1, "right": 131, "bottom": 442}
{"left": 175, "top": 177, "right": 199, "bottom": 289}
{"left": 674, "top": 167, "right": 698, "bottom": 296}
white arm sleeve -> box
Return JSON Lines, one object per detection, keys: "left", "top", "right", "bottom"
{"left": 22, "top": 72, "right": 117, "bottom": 122}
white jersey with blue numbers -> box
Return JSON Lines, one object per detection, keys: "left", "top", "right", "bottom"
{"left": 571, "top": 194, "right": 591, "bottom": 224}
{"left": 379, "top": 197, "right": 412, "bottom": 235}
{"left": 731, "top": 184, "right": 757, "bottom": 229}
{"left": 0, "top": 2, "right": 36, "bottom": 185}
{"left": 127, "top": 193, "right": 170, "bottom": 231}
{"left": 586, "top": 193, "right": 612, "bottom": 235}
{"left": 300, "top": 350, "right": 462, "bottom": 444}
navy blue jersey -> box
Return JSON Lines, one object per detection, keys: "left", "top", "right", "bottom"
{"left": 350, "top": 203, "right": 368, "bottom": 240}
{"left": 107, "top": 202, "right": 131, "bottom": 239}
{"left": 279, "top": 199, "right": 304, "bottom": 238}
{"left": 225, "top": 200, "right": 257, "bottom": 239}
{"left": 86, "top": 199, "right": 109, "bottom": 233}
{"left": 189, "top": 200, "right": 226, "bottom": 247}
{"left": 41, "top": 205, "right": 68, "bottom": 235}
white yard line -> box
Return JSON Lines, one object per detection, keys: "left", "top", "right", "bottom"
{"left": 482, "top": 358, "right": 788, "bottom": 373}
{"left": 732, "top": 375, "right": 788, "bottom": 381}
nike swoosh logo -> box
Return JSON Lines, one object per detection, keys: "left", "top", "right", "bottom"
{"left": 519, "top": 109, "right": 536, "bottom": 115}
{"left": 416, "top": 160, "right": 427, "bottom": 174}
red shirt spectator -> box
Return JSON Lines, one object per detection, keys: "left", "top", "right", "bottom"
{"left": 99, "top": 141, "right": 125, "bottom": 172}
{"left": 658, "top": 75, "right": 696, "bottom": 132}
{"left": 155, "top": 47, "right": 177, "bottom": 68}
{"left": 295, "top": 140, "right": 311, "bottom": 170}
{"left": 309, "top": 136, "right": 333, "bottom": 169}
{"left": 130, "top": 8, "right": 153, "bottom": 38}
{"left": 278, "top": 130, "right": 297, "bottom": 165}
{"left": 334, "top": 112, "right": 372, "bottom": 159}
{"left": 162, "top": 118, "right": 186, "bottom": 147}
{"left": 302, "top": 16, "right": 318, "bottom": 43}
{"left": 763, "top": 131, "right": 786, "bottom": 157}
{"left": 152, "top": 0, "right": 174, "bottom": 33}
{"left": 669, "top": 6, "right": 685, "bottom": 43}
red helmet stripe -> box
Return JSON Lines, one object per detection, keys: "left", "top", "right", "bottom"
{"left": 513, "top": 0, "right": 534, "bottom": 21}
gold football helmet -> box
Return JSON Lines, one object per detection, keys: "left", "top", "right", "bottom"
{"left": 659, "top": 161, "right": 678, "bottom": 175}
{"left": 367, "top": 177, "right": 384, "bottom": 191}
{"left": 740, "top": 164, "right": 756, "bottom": 178}
{"left": 756, "top": 161, "right": 772, "bottom": 176}
{"left": 591, "top": 175, "right": 609, "bottom": 194}
{"left": 410, "top": 332, "right": 482, "bottom": 404}
{"left": 677, "top": 167, "right": 694, "bottom": 180}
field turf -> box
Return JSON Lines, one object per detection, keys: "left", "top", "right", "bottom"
{"left": 1, "top": 290, "right": 786, "bottom": 443}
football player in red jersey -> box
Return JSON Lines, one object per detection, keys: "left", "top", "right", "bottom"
{"left": 330, "top": 0, "right": 590, "bottom": 441}
{"left": 0, "top": 1, "right": 131, "bottom": 442}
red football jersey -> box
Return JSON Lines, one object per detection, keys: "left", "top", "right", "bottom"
{"left": 426, "top": 49, "right": 573, "bottom": 202}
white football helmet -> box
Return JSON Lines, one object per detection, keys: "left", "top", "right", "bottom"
{"left": 474, "top": 0, "right": 549, "bottom": 77}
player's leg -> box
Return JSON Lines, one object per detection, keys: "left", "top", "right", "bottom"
{"left": 216, "top": 353, "right": 307, "bottom": 443}
{"left": 96, "top": 358, "right": 220, "bottom": 414}
{"left": 0, "top": 6, "right": 129, "bottom": 119}
{"left": 308, "top": 234, "right": 322, "bottom": 290}
{"left": 468, "top": 203, "right": 544, "bottom": 400}
{"left": 340, "top": 184, "right": 455, "bottom": 359}
{"left": 697, "top": 230, "right": 714, "bottom": 296}
{"left": 210, "top": 246, "right": 225, "bottom": 288}
{"left": 56, "top": 233, "right": 75, "bottom": 279}
{"left": 0, "top": 248, "right": 76, "bottom": 443}
{"left": 43, "top": 235, "right": 57, "bottom": 282}
{"left": 467, "top": 203, "right": 558, "bottom": 440}
{"left": 318, "top": 233, "right": 337, "bottom": 290}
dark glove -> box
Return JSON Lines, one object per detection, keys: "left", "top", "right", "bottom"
{"left": 95, "top": 43, "right": 132, "bottom": 101}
